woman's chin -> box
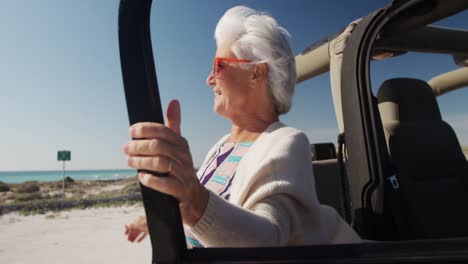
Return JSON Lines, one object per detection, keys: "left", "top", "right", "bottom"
{"left": 214, "top": 105, "right": 224, "bottom": 116}
{"left": 213, "top": 103, "right": 228, "bottom": 118}
{"left": 213, "top": 97, "right": 222, "bottom": 111}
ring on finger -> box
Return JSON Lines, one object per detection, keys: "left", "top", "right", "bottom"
{"left": 167, "top": 159, "right": 173, "bottom": 174}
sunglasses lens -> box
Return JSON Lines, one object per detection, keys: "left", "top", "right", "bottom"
{"left": 211, "top": 57, "right": 252, "bottom": 78}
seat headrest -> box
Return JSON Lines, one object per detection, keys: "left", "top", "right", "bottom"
{"left": 377, "top": 78, "right": 442, "bottom": 122}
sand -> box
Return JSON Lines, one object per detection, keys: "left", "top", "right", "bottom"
{"left": 0, "top": 205, "right": 152, "bottom": 264}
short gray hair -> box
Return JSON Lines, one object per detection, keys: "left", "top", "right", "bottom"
{"left": 215, "top": 6, "right": 296, "bottom": 115}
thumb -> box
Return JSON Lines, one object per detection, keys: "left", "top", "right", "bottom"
{"left": 166, "top": 99, "right": 181, "bottom": 135}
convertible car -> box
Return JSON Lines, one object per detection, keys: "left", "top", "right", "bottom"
{"left": 118, "top": 0, "right": 468, "bottom": 263}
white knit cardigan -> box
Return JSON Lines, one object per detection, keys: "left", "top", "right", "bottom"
{"left": 190, "top": 122, "right": 361, "bottom": 247}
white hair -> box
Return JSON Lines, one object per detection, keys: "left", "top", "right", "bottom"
{"left": 214, "top": 6, "right": 296, "bottom": 115}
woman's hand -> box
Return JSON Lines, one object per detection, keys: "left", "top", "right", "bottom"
{"left": 124, "top": 216, "right": 148, "bottom": 243}
{"left": 123, "top": 99, "right": 209, "bottom": 227}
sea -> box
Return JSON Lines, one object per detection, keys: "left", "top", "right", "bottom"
{"left": 0, "top": 169, "right": 137, "bottom": 184}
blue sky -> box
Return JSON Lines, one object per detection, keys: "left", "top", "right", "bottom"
{"left": 0, "top": 1, "right": 466, "bottom": 171}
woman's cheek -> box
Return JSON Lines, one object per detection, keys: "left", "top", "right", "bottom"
{"left": 215, "top": 68, "right": 226, "bottom": 79}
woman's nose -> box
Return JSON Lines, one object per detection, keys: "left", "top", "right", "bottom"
{"left": 206, "top": 71, "right": 216, "bottom": 87}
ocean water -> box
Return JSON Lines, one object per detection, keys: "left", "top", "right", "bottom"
{"left": 0, "top": 169, "right": 137, "bottom": 184}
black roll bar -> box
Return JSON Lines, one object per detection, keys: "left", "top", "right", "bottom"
{"left": 118, "top": 0, "right": 186, "bottom": 263}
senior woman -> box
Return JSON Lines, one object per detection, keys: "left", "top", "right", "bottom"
{"left": 124, "top": 6, "right": 360, "bottom": 247}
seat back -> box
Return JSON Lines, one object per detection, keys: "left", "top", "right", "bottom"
{"left": 312, "top": 159, "right": 346, "bottom": 219}
{"left": 311, "top": 143, "right": 347, "bottom": 220}
{"left": 378, "top": 78, "right": 468, "bottom": 239}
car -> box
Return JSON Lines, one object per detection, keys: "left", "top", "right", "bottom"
{"left": 118, "top": 0, "right": 468, "bottom": 263}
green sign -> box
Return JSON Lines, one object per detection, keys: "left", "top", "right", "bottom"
{"left": 57, "top": 151, "right": 71, "bottom": 161}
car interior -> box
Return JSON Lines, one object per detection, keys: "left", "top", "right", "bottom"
{"left": 300, "top": 3, "right": 468, "bottom": 242}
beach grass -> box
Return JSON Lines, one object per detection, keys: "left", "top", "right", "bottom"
{"left": 0, "top": 181, "right": 10, "bottom": 192}
{"left": 15, "top": 181, "right": 40, "bottom": 193}
{"left": 0, "top": 176, "right": 142, "bottom": 215}
{"left": 16, "top": 196, "right": 142, "bottom": 216}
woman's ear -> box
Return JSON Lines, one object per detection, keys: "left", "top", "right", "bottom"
{"left": 251, "top": 63, "right": 268, "bottom": 81}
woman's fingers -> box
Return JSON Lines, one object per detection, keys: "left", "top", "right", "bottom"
{"left": 138, "top": 172, "right": 182, "bottom": 198}
{"left": 124, "top": 139, "right": 185, "bottom": 161}
{"left": 129, "top": 123, "right": 187, "bottom": 148}
{"left": 123, "top": 102, "right": 204, "bottom": 226}
{"left": 127, "top": 228, "right": 140, "bottom": 242}
{"left": 125, "top": 215, "right": 150, "bottom": 243}
{"left": 134, "top": 216, "right": 149, "bottom": 233}
{"left": 128, "top": 155, "right": 174, "bottom": 174}
{"left": 136, "top": 232, "right": 148, "bottom": 243}
{"left": 166, "top": 99, "right": 181, "bottom": 135}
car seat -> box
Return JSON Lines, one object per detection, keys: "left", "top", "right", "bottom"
{"left": 377, "top": 78, "right": 468, "bottom": 239}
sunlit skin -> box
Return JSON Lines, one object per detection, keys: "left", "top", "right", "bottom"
{"left": 124, "top": 216, "right": 147, "bottom": 243}
{"left": 207, "top": 42, "right": 278, "bottom": 142}
{"left": 123, "top": 42, "right": 278, "bottom": 242}
{"left": 124, "top": 100, "right": 209, "bottom": 228}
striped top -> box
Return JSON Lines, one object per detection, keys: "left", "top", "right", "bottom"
{"left": 185, "top": 141, "right": 253, "bottom": 248}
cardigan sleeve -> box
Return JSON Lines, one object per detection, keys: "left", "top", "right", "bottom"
{"left": 190, "top": 190, "right": 299, "bottom": 247}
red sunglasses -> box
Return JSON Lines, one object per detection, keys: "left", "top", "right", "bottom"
{"left": 212, "top": 57, "right": 253, "bottom": 78}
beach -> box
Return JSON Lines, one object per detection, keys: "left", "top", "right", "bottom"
{"left": 0, "top": 204, "right": 152, "bottom": 264}
{"left": 0, "top": 175, "right": 155, "bottom": 264}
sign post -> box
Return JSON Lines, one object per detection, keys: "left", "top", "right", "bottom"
{"left": 57, "top": 150, "right": 71, "bottom": 199}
